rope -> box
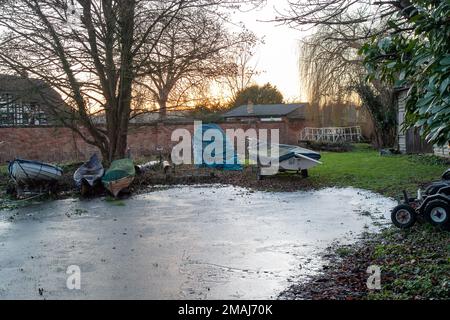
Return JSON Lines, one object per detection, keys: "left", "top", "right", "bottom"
{"left": 15, "top": 160, "right": 31, "bottom": 181}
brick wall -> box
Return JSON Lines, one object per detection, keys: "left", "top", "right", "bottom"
{"left": 0, "top": 119, "right": 310, "bottom": 163}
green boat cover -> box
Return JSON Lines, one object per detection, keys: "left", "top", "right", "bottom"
{"left": 102, "top": 159, "right": 135, "bottom": 183}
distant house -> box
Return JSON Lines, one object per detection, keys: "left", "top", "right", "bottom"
{"left": 0, "top": 74, "right": 66, "bottom": 127}
{"left": 223, "top": 103, "right": 308, "bottom": 122}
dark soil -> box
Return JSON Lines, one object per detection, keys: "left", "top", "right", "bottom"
{"left": 133, "top": 165, "right": 317, "bottom": 194}
{"left": 1, "top": 164, "right": 319, "bottom": 206}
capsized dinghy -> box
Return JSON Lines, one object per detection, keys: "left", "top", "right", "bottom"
{"left": 8, "top": 158, "right": 63, "bottom": 183}
{"left": 102, "top": 158, "right": 135, "bottom": 197}
{"left": 73, "top": 153, "right": 104, "bottom": 190}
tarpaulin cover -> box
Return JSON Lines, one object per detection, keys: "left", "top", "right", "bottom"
{"left": 73, "top": 153, "right": 104, "bottom": 188}
{"left": 102, "top": 158, "right": 136, "bottom": 183}
{"left": 193, "top": 123, "right": 242, "bottom": 171}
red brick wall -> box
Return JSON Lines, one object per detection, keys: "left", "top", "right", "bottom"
{"left": 0, "top": 119, "right": 309, "bottom": 163}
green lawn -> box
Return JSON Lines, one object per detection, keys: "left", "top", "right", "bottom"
{"left": 309, "top": 144, "right": 448, "bottom": 198}
{"left": 0, "top": 164, "right": 8, "bottom": 187}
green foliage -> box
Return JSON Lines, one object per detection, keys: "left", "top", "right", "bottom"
{"left": 335, "top": 246, "right": 355, "bottom": 257}
{"left": 105, "top": 196, "right": 126, "bottom": 206}
{"left": 352, "top": 82, "right": 397, "bottom": 147}
{"left": 302, "top": 140, "right": 354, "bottom": 152}
{"left": 0, "top": 164, "right": 8, "bottom": 185}
{"left": 187, "top": 102, "right": 230, "bottom": 122}
{"left": 230, "top": 83, "right": 283, "bottom": 108}
{"left": 367, "top": 224, "right": 450, "bottom": 300}
{"left": 360, "top": 0, "right": 450, "bottom": 146}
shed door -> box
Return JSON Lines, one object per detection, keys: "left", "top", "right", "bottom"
{"left": 406, "top": 128, "right": 433, "bottom": 154}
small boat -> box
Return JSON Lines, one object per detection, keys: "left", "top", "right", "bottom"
{"left": 248, "top": 140, "right": 322, "bottom": 178}
{"left": 135, "top": 160, "right": 171, "bottom": 175}
{"left": 135, "top": 160, "right": 160, "bottom": 174}
{"left": 8, "top": 158, "right": 63, "bottom": 183}
{"left": 73, "top": 154, "right": 104, "bottom": 191}
{"left": 102, "top": 158, "right": 135, "bottom": 197}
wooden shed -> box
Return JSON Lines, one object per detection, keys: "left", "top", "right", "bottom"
{"left": 397, "top": 88, "right": 449, "bottom": 157}
{"left": 397, "top": 88, "right": 434, "bottom": 154}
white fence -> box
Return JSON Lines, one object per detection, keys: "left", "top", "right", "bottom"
{"left": 299, "top": 126, "right": 363, "bottom": 143}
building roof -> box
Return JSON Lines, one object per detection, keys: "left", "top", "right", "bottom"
{"left": 0, "top": 74, "right": 66, "bottom": 110}
{"left": 223, "top": 103, "right": 308, "bottom": 118}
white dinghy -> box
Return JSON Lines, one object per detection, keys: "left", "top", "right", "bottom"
{"left": 8, "top": 159, "right": 63, "bottom": 183}
{"left": 247, "top": 140, "right": 322, "bottom": 179}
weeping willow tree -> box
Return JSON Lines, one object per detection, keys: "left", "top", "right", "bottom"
{"left": 298, "top": 12, "right": 398, "bottom": 147}
{"left": 299, "top": 23, "right": 364, "bottom": 126}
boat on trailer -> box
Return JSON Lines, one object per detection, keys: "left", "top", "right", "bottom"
{"left": 8, "top": 158, "right": 63, "bottom": 183}
{"left": 102, "top": 158, "right": 136, "bottom": 197}
{"left": 248, "top": 141, "right": 322, "bottom": 179}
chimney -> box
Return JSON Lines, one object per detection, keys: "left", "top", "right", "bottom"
{"left": 247, "top": 100, "right": 254, "bottom": 114}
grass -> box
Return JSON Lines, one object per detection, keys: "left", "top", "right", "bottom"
{"left": 0, "top": 164, "right": 7, "bottom": 180}
{"left": 308, "top": 143, "right": 448, "bottom": 198}
{"left": 0, "top": 164, "right": 9, "bottom": 196}
{"left": 104, "top": 196, "right": 126, "bottom": 206}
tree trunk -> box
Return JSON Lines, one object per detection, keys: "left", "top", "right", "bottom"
{"left": 158, "top": 99, "right": 167, "bottom": 119}
{"left": 157, "top": 88, "right": 169, "bottom": 119}
{"left": 102, "top": 0, "right": 135, "bottom": 164}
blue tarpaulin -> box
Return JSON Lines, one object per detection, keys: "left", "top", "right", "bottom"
{"left": 193, "top": 123, "right": 242, "bottom": 171}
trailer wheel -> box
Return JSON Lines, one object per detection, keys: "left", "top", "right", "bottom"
{"left": 424, "top": 200, "right": 450, "bottom": 229}
{"left": 301, "top": 169, "right": 308, "bottom": 178}
{"left": 391, "top": 204, "right": 417, "bottom": 229}
{"left": 256, "top": 167, "right": 263, "bottom": 180}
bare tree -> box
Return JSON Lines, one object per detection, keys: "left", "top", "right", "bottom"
{"left": 136, "top": 9, "right": 258, "bottom": 118}
{"left": 277, "top": 0, "right": 415, "bottom": 32}
{"left": 283, "top": 2, "right": 402, "bottom": 146}
{"left": 222, "top": 38, "right": 261, "bottom": 101}
{"left": 0, "top": 0, "right": 260, "bottom": 163}
{"left": 300, "top": 23, "right": 366, "bottom": 108}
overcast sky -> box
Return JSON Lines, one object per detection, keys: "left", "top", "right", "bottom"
{"left": 231, "top": 0, "right": 310, "bottom": 102}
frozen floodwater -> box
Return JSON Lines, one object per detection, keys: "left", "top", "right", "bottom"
{"left": 0, "top": 185, "right": 396, "bottom": 299}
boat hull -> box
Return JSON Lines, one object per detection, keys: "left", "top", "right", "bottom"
{"left": 279, "top": 155, "right": 321, "bottom": 171}
{"left": 73, "top": 154, "right": 104, "bottom": 189}
{"left": 257, "top": 154, "right": 321, "bottom": 175}
{"left": 102, "top": 158, "right": 136, "bottom": 197}
{"left": 8, "top": 159, "right": 63, "bottom": 183}
{"left": 103, "top": 176, "right": 134, "bottom": 197}
{"left": 247, "top": 142, "right": 322, "bottom": 176}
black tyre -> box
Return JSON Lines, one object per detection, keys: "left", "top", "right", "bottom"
{"left": 391, "top": 204, "right": 417, "bottom": 229}
{"left": 424, "top": 199, "right": 450, "bottom": 229}
{"left": 256, "top": 167, "right": 263, "bottom": 180}
{"left": 301, "top": 169, "right": 308, "bottom": 178}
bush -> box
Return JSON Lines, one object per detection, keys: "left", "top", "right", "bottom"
{"left": 301, "top": 141, "right": 354, "bottom": 152}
